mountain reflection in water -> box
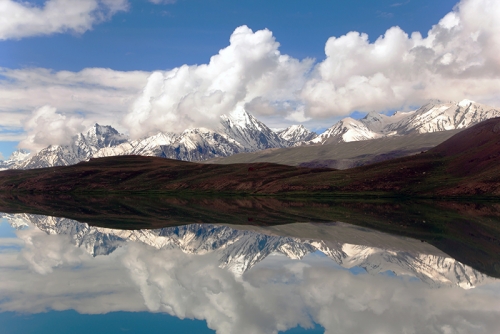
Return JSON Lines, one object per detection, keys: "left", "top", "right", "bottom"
{"left": 1, "top": 212, "right": 500, "bottom": 334}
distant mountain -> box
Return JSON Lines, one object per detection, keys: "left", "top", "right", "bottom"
{"left": 2, "top": 118, "right": 500, "bottom": 197}
{"left": 306, "top": 100, "right": 500, "bottom": 145}
{"left": 220, "top": 108, "right": 287, "bottom": 150}
{"left": 12, "top": 110, "right": 295, "bottom": 169}
{"left": 94, "top": 128, "right": 245, "bottom": 162}
{"left": 16, "top": 124, "right": 128, "bottom": 169}
{"left": 277, "top": 125, "right": 317, "bottom": 144}
{"left": 307, "top": 117, "right": 382, "bottom": 145}
{"left": 7, "top": 100, "right": 500, "bottom": 170}
{"left": 2, "top": 212, "right": 491, "bottom": 288}
{"left": 0, "top": 149, "right": 30, "bottom": 170}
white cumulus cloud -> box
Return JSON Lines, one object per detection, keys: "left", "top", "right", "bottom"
{"left": 19, "top": 105, "right": 87, "bottom": 151}
{"left": 0, "top": 67, "right": 149, "bottom": 142}
{"left": 0, "top": 0, "right": 129, "bottom": 40}
{"left": 1, "top": 0, "right": 500, "bottom": 145}
{"left": 123, "top": 25, "right": 313, "bottom": 139}
{"left": 301, "top": 0, "right": 500, "bottom": 117}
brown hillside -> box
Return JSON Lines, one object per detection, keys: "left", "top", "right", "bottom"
{"left": 430, "top": 117, "right": 500, "bottom": 176}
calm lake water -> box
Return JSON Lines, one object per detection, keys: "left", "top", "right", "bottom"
{"left": 1, "top": 205, "right": 500, "bottom": 334}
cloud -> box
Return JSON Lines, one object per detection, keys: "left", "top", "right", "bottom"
{"left": 148, "top": 0, "right": 177, "bottom": 4}
{"left": 2, "top": 226, "right": 500, "bottom": 334}
{"left": 18, "top": 105, "right": 87, "bottom": 151}
{"left": 2, "top": 0, "right": 500, "bottom": 144}
{"left": 0, "top": 227, "right": 142, "bottom": 314}
{"left": 377, "top": 11, "right": 394, "bottom": 19}
{"left": 390, "top": 0, "right": 410, "bottom": 7}
{"left": 301, "top": 0, "right": 500, "bottom": 117}
{"left": 101, "top": 0, "right": 500, "bottom": 137}
{"left": 123, "top": 25, "right": 313, "bottom": 138}
{"left": 0, "top": 0, "right": 129, "bottom": 40}
{"left": 0, "top": 67, "right": 149, "bottom": 139}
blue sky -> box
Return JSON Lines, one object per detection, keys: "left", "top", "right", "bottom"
{"left": 3, "top": 0, "right": 458, "bottom": 72}
{"left": 1, "top": 0, "right": 499, "bottom": 158}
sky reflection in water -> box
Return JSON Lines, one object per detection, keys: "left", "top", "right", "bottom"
{"left": 0, "top": 214, "right": 499, "bottom": 334}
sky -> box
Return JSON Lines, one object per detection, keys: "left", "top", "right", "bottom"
{"left": 1, "top": 0, "right": 500, "bottom": 157}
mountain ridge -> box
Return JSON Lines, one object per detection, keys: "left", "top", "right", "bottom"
{"left": 1, "top": 117, "right": 500, "bottom": 197}
{"left": 2, "top": 99, "right": 499, "bottom": 170}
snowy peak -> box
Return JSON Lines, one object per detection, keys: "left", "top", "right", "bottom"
{"left": 359, "top": 112, "right": 395, "bottom": 133}
{"left": 8, "top": 149, "right": 30, "bottom": 162}
{"left": 14, "top": 124, "right": 128, "bottom": 169}
{"left": 80, "top": 123, "right": 128, "bottom": 149}
{"left": 128, "top": 132, "right": 178, "bottom": 156}
{"left": 160, "top": 127, "right": 244, "bottom": 161}
{"left": 306, "top": 100, "right": 500, "bottom": 145}
{"left": 0, "top": 149, "right": 30, "bottom": 170}
{"left": 308, "top": 117, "right": 382, "bottom": 145}
{"left": 9, "top": 100, "right": 500, "bottom": 169}
{"left": 220, "top": 108, "right": 287, "bottom": 150}
{"left": 458, "top": 99, "right": 475, "bottom": 108}
{"left": 277, "top": 125, "right": 317, "bottom": 143}
{"left": 387, "top": 100, "right": 500, "bottom": 135}
{"left": 226, "top": 108, "right": 264, "bottom": 131}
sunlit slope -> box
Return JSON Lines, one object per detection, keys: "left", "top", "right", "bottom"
{"left": 206, "top": 130, "right": 462, "bottom": 169}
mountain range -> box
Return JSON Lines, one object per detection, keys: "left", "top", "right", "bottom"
{"left": 2, "top": 99, "right": 499, "bottom": 170}
{"left": 2, "top": 212, "right": 491, "bottom": 288}
{"left": 2, "top": 116, "right": 500, "bottom": 197}
{"left": 307, "top": 99, "right": 500, "bottom": 145}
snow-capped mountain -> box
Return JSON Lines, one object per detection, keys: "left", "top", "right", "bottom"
{"left": 307, "top": 117, "right": 382, "bottom": 145}
{"left": 92, "top": 128, "right": 245, "bottom": 162}
{"left": 306, "top": 99, "right": 500, "bottom": 145}
{"left": 2, "top": 212, "right": 493, "bottom": 288}
{"left": 386, "top": 99, "right": 500, "bottom": 135}
{"left": 15, "top": 124, "right": 128, "bottom": 169}
{"left": 277, "top": 125, "right": 317, "bottom": 144}
{"left": 8, "top": 100, "right": 500, "bottom": 169}
{"left": 0, "top": 149, "right": 30, "bottom": 170}
{"left": 220, "top": 108, "right": 287, "bottom": 150}
{"left": 11, "top": 110, "right": 293, "bottom": 169}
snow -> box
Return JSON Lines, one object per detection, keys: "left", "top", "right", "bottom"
{"left": 458, "top": 99, "right": 475, "bottom": 108}
{"left": 277, "top": 125, "right": 317, "bottom": 143}
{"left": 8, "top": 100, "right": 500, "bottom": 168}
{"left": 305, "top": 100, "right": 500, "bottom": 145}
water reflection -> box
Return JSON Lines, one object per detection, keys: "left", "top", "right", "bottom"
{"left": 1, "top": 213, "right": 500, "bottom": 334}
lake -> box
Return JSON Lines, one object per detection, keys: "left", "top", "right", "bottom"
{"left": 0, "top": 196, "right": 499, "bottom": 333}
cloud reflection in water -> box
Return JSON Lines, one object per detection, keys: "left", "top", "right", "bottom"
{"left": 0, "top": 213, "right": 499, "bottom": 334}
